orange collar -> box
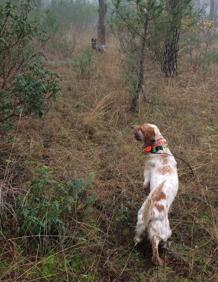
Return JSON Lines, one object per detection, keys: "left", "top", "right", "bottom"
{"left": 144, "top": 139, "right": 167, "bottom": 154}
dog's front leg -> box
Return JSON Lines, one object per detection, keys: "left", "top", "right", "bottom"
{"left": 143, "top": 169, "right": 150, "bottom": 190}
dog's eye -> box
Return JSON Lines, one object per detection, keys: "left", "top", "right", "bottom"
{"left": 135, "top": 132, "right": 142, "bottom": 141}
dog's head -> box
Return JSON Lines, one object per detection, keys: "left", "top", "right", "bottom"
{"left": 133, "top": 123, "right": 162, "bottom": 147}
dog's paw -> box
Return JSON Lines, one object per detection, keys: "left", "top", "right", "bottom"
{"left": 133, "top": 235, "right": 141, "bottom": 246}
{"left": 152, "top": 255, "right": 165, "bottom": 266}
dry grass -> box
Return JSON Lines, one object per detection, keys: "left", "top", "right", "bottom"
{"left": 0, "top": 31, "right": 217, "bottom": 281}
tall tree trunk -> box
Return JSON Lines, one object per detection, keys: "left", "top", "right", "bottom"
{"left": 97, "top": 0, "right": 107, "bottom": 51}
{"left": 161, "top": 0, "right": 182, "bottom": 77}
{"left": 193, "top": 0, "right": 201, "bottom": 9}
{"left": 161, "top": 29, "right": 180, "bottom": 77}
{"left": 215, "top": 1, "right": 218, "bottom": 18}
{"left": 209, "top": 0, "right": 215, "bottom": 20}
{"left": 209, "top": 0, "right": 217, "bottom": 20}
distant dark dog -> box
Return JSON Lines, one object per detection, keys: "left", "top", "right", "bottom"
{"left": 91, "top": 38, "right": 105, "bottom": 52}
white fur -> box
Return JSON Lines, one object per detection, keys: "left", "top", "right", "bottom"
{"left": 134, "top": 124, "right": 179, "bottom": 264}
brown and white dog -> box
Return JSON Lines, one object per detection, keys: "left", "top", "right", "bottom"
{"left": 133, "top": 123, "right": 178, "bottom": 266}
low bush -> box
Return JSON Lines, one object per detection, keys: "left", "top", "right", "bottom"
{"left": 73, "top": 48, "right": 94, "bottom": 77}
{"left": 16, "top": 166, "right": 95, "bottom": 240}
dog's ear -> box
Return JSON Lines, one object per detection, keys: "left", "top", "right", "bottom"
{"left": 133, "top": 126, "right": 144, "bottom": 141}
{"left": 144, "top": 126, "right": 155, "bottom": 146}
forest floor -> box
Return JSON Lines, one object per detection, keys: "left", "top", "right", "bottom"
{"left": 0, "top": 32, "right": 217, "bottom": 281}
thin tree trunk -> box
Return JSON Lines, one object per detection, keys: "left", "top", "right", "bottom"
{"left": 209, "top": 0, "right": 215, "bottom": 20}
{"left": 131, "top": 16, "right": 149, "bottom": 111}
{"left": 97, "top": 0, "right": 107, "bottom": 51}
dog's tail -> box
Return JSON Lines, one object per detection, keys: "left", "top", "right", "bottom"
{"left": 142, "top": 180, "right": 166, "bottom": 229}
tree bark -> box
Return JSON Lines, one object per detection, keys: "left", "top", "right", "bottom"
{"left": 209, "top": 0, "right": 215, "bottom": 20}
{"left": 161, "top": 0, "right": 182, "bottom": 77}
{"left": 193, "top": 0, "right": 201, "bottom": 9}
{"left": 97, "top": 0, "right": 107, "bottom": 51}
{"left": 131, "top": 15, "right": 149, "bottom": 111}
{"left": 215, "top": 1, "right": 218, "bottom": 18}
{"left": 161, "top": 29, "right": 180, "bottom": 77}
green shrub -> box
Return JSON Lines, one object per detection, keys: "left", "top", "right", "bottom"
{"left": 16, "top": 166, "right": 95, "bottom": 238}
{"left": 181, "top": 19, "right": 218, "bottom": 75}
{"left": 74, "top": 48, "right": 94, "bottom": 77}
{"left": 193, "top": 50, "right": 218, "bottom": 75}
{"left": 39, "top": 8, "right": 59, "bottom": 36}
{"left": 115, "top": 204, "right": 130, "bottom": 225}
{"left": 0, "top": 0, "right": 60, "bottom": 124}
